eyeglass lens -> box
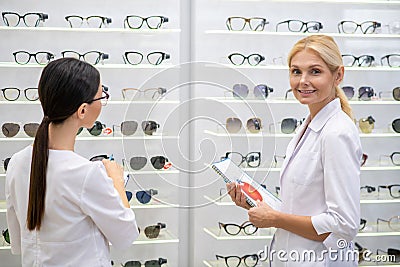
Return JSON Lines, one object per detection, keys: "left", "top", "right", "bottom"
{"left": 143, "top": 223, "right": 166, "bottom": 239}
{"left": 392, "top": 119, "right": 400, "bottom": 133}
{"left": 1, "top": 122, "right": 39, "bottom": 137}
{"left": 2, "top": 229, "right": 10, "bottom": 244}
{"left": 129, "top": 156, "right": 167, "bottom": 170}
{"left": 232, "top": 84, "right": 273, "bottom": 99}
{"left": 122, "top": 258, "right": 167, "bottom": 267}
{"left": 136, "top": 189, "right": 158, "bottom": 204}
{"left": 77, "top": 121, "right": 105, "bottom": 136}
{"left": 281, "top": 118, "right": 302, "bottom": 134}
{"left": 341, "top": 86, "right": 355, "bottom": 100}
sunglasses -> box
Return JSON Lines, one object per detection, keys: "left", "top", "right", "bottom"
{"left": 123, "top": 51, "right": 170, "bottom": 65}
{"left": 218, "top": 221, "right": 258, "bottom": 236}
{"left": 358, "top": 116, "right": 375, "bottom": 134}
{"left": 3, "top": 157, "right": 11, "bottom": 172}
{"left": 379, "top": 152, "right": 400, "bottom": 166}
{"left": 378, "top": 87, "right": 400, "bottom": 101}
{"left": 392, "top": 118, "right": 400, "bottom": 133}
{"left": 61, "top": 50, "right": 109, "bottom": 65}
{"left": 2, "top": 229, "right": 10, "bottom": 244}
{"left": 228, "top": 53, "right": 265, "bottom": 66}
{"left": 281, "top": 118, "right": 304, "bottom": 134}
{"left": 121, "top": 87, "right": 167, "bottom": 101}
{"left": 1, "top": 87, "right": 39, "bottom": 101}
{"left": 378, "top": 184, "right": 400, "bottom": 198}
{"left": 222, "top": 152, "right": 261, "bottom": 168}
{"left": 226, "top": 17, "right": 268, "bottom": 31}
{"left": 376, "top": 248, "right": 400, "bottom": 263}
{"left": 216, "top": 254, "right": 259, "bottom": 267}
{"left": 138, "top": 222, "right": 166, "bottom": 239}
{"left": 113, "top": 121, "right": 160, "bottom": 136}
{"left": 120, "top": 258, "right": 167, "bottom": 267}
{"left": 135, "top": 189, "right": 158, "bottom": 204}
{"left": 126, "top": 156, "right": 169, "bottom": 170}
{"left": 225, "top": 117, "right": 262, "bottom": 134}
{"left": 77, "top": 121, "right": 106, "bottom": 136}
{"left": 341, "top": 86, "right": 375, "bottom": 100}
{"left": 232, "top": 84, "right": 273, "bottom": 99}
{"left": 65, "top": 15, "right": 112, "bottom": 28}
{"left": 377, "top": 215, "right": 400, "bottom": 232}
{"left": 1, "top": 122, "right": 39, "bottom": 137}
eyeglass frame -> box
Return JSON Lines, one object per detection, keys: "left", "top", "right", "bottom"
{"left": 341, "top": 54, "right": 375, "bottom": 67}
{"left": 222, "top": 152, "right": 261, "bottom": 168}
{"left": 124, "top": 15, "right": 169, "bottom": 29}
{"left": 13, "top": 51, "right": 55, "bottom": 65}
{"left": 337, "top": 20, "right": 381, "bottom": 34}
{"left": 87, "top": 85, "right": 109, "bottom": 105}
{"left": 230, "top": 83, "right": 274, "bottom": 99}
{"left": 360, "top": 185, "right": 376, "bottom": 193}
{"left": 377, "top": 215, "right": 400, "bottom": 232}
{"left": 378, "top": 184, "right": 400, "bottom": 198}
{"left": 65, "top": 15, "right": 112, "bottom": 28}
{"left": 121, "top": 87, "right": 167, "bottom": 100}
{"left": 226, "top": 16, "right": 268, "bottom": 31}
{"left": 381, "top": 54, "right": 400, "bottom": 67}
{"left": 2, "top": 12, "right": 48, "bottom": 27}
{"left": 218, "top": 221, "right": 258, "bottom": 236}
{"left": 120, "top": 258, "right": 167, "bottom": 267}
{"left": 123, "top": 51, "right": 170, "bottom": 65}
{"left": 61, "top": 50, "right": 109, "bottom": 65}
{"left": 228, "top": 53, "right": 265, "bottom": 66}
{"left": 215, "top": 254, "right": 259, "bottom": 267}
{"left": 378, "top": 87, "right": 400, "bottom": 101}
{"left": 0, "top": 87, "right": 39, "bottom": 101}
{"left": 379, "top": 152, "right": 400, "bottom": 166}
{"left": 275, "top": 19, "right": 323, "bottom": 33}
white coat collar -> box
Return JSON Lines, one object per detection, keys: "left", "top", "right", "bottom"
{"left": 308, "top": 98, "right": 341, "bottom": 133}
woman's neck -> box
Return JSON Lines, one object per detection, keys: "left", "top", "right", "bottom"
{"left": 48, "top": 118, "right": 78, "bottom": 151}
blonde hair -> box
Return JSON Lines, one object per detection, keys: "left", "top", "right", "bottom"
{"left": 287, "top": 35, "right": 353, "bottom": 120}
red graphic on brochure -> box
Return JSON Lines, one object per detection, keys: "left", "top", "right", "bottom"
{"left": 240, "top": 182, "right": 263, "bottom": 202}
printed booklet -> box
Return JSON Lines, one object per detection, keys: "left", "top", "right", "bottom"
{"left": 211, "top": 157, "right": 282, "bottom": 211}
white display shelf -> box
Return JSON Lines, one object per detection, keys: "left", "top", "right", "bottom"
{"left": 132, "top": 230, "right": 179, "bottom": 245}
{"left": 221, "top": 0, "right": 400, "bottom": 4}
{"left": 0, "top": 135, "right": 179, "bottom": 141}
{"left": 360, "top": 199, "right": 400, "bottom": 204}
{"left": 0, "top": 100, "right": 180, "bottom": 105}
{"left": 0, "top": 26, "right": 181, "bottom": 34}
{"left": 0, "top": 62, "right": 176, "bottom": 69}
{"left": 203, "top": 227, "right": 274, "bottom": 240}
{"left": 357, "top": 231, "right": 400, "bottom": 237}
{"left": 205, "top": 30, "right": 400, "bottom": 39}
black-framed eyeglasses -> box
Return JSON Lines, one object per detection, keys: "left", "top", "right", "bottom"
{"left": 124, "top": 15, "right": 169, "bottom": 29}
{"left": 2, "top": 12, "right": 48, "bottom": 27}
{"left": 376, "top": 248, "right": 400, "bottom": 263}
{"left": 377, "top": 215, "right": 400, "bottom": 232}
{"left": 393, "top": 118, "right": 400, "bottom": 133}
{"left": 359, "top": 218, "right": 367, "bottom": 231}
{"left": 228, "top": 53, "right": 265, "bottom": 66}
{"left": 226, "top": 17, "right": 268, "bottom": 31}
{"left": 360, "top": 185, "right": 376, "bottom": 193}
{"left": 113, "top": 120, "right": 160, "bottom": 136}
{"left": 338, "top": 20, "right": 381, "bottom": 34}
{"left": 276, "top": 20, "right": 323, "bottom": 33}
{"left": 2, "top": 229, "right": 10, "bottom": 244}
{"left": 342, "top": 54, "right": 375, "bottom": 67}
{"left": 120, "top": 258, "right": 167, "bottom": 267}
{"left": 124, "top": 156, "right": 169, "bottom": 170}
{"left": 123, "top": 51, "right": 170, "bottom": 65}
{"left": 216, "top": 254, "right": 259, "bottom": 267}
{"left": 77, "top": 120, "right": 106, "bottom": 136}
{"left": 13, "top": 51, "right": 54, "bottom": 65}
{"left": 1, "top": 87, "right": 38, "bottom": 101}
{"left": 218, "top": 221, "right": 258, "bottom": 235}
{"left": 61, "top": 50, "right": 109, "bottom": 65}
{"left": 378, "top": 184, "right": 400, "bottom": 198}
{"left": 87, "top": 85, "right": 109, "bottom": 106}
{"left": 231, "top": 84, "right": 273, "bottom": 99}
{"left": 65, "top": 15, "right": 112, "bottom": 28}
{"left": 381, "top": 54, "right": 400, "bottom": 67}
{"left": 1, "top": 122, "right": 39, "bottom": 138}
{"left": 379, "top": 152, "right": 400, "bottom": 166}
{"left": 138, "top": 222, "right": 166, "bottom": 239}
{"left": 222, "top": 152, "right": 261, "bottom": 168}
{"left": 121, "top": 87, "right": 167, "bottom": 100}
{"left": 378, "top": 87, "right": 400, "bottom": 101}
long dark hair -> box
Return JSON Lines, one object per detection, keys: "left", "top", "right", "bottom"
{"left": 27, "top": 58, "right": 100, "bottom": 231}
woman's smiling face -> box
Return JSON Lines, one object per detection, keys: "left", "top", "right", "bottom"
{"left": 289, "top": 48, "right": 342, "bottom": 117}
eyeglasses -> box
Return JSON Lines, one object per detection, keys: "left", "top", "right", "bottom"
{"left": 113, "top": 120, "right": 160, "bottom": 136}
{"left": 275, "top": 20, "right": 323, "bottom": 33}
{"left": 13, "top": 51, "right": 54, "bottom": 65}
{"left": 135, "top": 189, "right": 158, "bottom": 204}
{"left": 225, "top": 117, "right": 262, "bottom": 134}
{"left": 121, "top": 87, "right": 167, "bottom": 101}
{"left": 222, "top": 152, "right": 261, "bottom": 168}
{"left": 87, "top": 85, "right": 109, "bottom": 106}
{"left": 281, "top": 118, "right": 304, "bottom": 134}
{"left": 341, "top": 54, "right": 375, "bottom": 67}
{"left": 1, "top": 122, "right": 39, "bottom": 137}
{"left": 123, "top": 51, "right": 170, "bottom": 65}
{"left": 341, "top": 86, "right": 375, "bottom": 100}
{"left": 338, "top": 20, "right": 381, "bottom": 34}
{"left": 360, "top": 185, "right": 376, "bottom": 193}
{"left": 61, "top": 51, "right": 109, "bottom": 65}
{"left": 2, "top": 12, "right": 48, "bottom": 27}
{"left": 381, "top": 54, "right": 400, "bottom": 67}
{"left": 218, "top": 221, "right": 258, "bottom": 235}
{"left": 379, "top": 152, "right": 400, "bottom": 166}
{"left": 359, "top": 218, "right": 367, "bottom": 231}
{"left": 3, "top": 157, "right": 10, "bottom": 172}
{"left": 65, "top": 15, "right": 112, "bottom": 28}
{"left": 216, "top": 254, "right": 259, "bottom": 267}
{"left": 392, "top": 118, "right": 400, "bottom": 133}
{"left": 125, "top": 156, "right": 169, "bottom": 170}
{"left": 77, "top": 121, "right": 106, "bottom": 136}
{"left": 358, "top": 116, "right": 375, "bottom": 134}
{"left": 377, "top": 215, "right": 400, "bottom": 232}
{"left": 226, "top": 17, "right": 268, "bottom": 31}
{"left": 124, "top": 15, "right": 169, "bottom": 29}
{"left": 138, "top": 222, "right": 166, "bottom": 239}
{"left": 120, "top": 258, "right": 167, "bottom": 267}
{"left": 1, "top": 87, "right": 38, "bottom": 101}
{"left": 232, "top": 84, "right": 273, "bottom": 99}
{"left": 2, "top": 229, "right": 10, "bottom": 244}
{"left": 378, "top": 87, "right": 400, "bottom": 101}
{"left": 376, "top": 248, "right": 400, "bottom": 263}
{"left": 378, "top": 184, "right": 400, "bottom": 198}
{"left": 228, "top": 53, "right": 265, "bottom": 66}
{"left": 284, "top": 89, "right": 293, "bottom": 100}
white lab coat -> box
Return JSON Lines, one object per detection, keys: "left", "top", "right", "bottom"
{"left": 270, "top": 98, "right": 362, "bottom": 266}
{"left": 6, "top": 146, "right": 139, "bottom": 267}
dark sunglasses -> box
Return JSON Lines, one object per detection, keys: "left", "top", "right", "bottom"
{"left": 232, "top": 84, "right": 273, "bottom": 99}
{"left": 2, "top": 229, "right": 10, "bottom": 244}
{"left": 138, "top": 222, "right": 166, "bottom": 239}
{"left": 281, "top": 118, "right": 304, "bottom": 134}
{"left": 218, "top": 221, "right": 258, "bottom": 236}
{"left": 13, "top": 51, "right": 55, "bottom": 65}
{"left": 225, "top": 117, "right": 262, "bottom": 134}
{"left": 124, "top": 15, "right": 169, "bottom": 29}
{"left": 1, "top": 122, "right": 39, "bottom": 137}
{"left": 65, "top": 15, "right": 112, "bottom": 28}
{"left": 77, "top": 121, "right": 106, "bottom": 136}
{"left": 2, "top": 12, "right": 48, "bottom": 27}
{"left": 216, "top": 254, "right": 259, "bottom": 267}
{"left": 377, "top": 215, "right": 400, "bottom": 232}
{"left": 127, "top": 156, "right": 169, "bottom": 170}
{"left": 1, "top": 87, "right": 39, "bottom": 101}
{"left": 61, "top": 50, "right": 109, "bottom": 65}
{"left": 222, "top": 152, "right": 261, "bottom": 168}
{"left": 392, "top": 118, "right": 400, "bottom": 133}
{"left": 123, "top": 51, "right": 170, "bottom": 65}
{"left": 228, "top": 53, "right": 265, "bottom": 66}
{"left": 3, "top": 157, "right": 10, "bottom": 172}
{"left": 226, "top": 17, "right": 268, "bottom": 31}
{"left": 120, "top": 258, "right": 167, "bottom": 267}
{"left": 341, "top": 86, "right": 375, "bottom": 100}
{"left": 135, "top": 189, "right": 158, "bottom": 204}
{"left": 113, "top": 120, "right": 160, "bottom": 136}
{"left": 378, "top": 184, "right": 400, "bottom": 198}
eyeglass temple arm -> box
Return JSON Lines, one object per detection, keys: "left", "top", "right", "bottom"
{"left": 285, "top": 89, "right": 292, "bottom": 100}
